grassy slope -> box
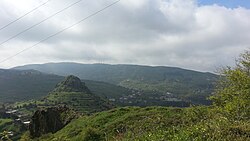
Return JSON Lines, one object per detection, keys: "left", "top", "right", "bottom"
{"left": 43, "top": 91, "right": 113, "bottom": 114}
{"left": 14, "top": 76, "right": 114, "bottom": 115}
{"left": 23, "top": 106, "right": 250, "bottom": 141}
{"left": 14, "top": 91, "right": 114, "bottom": 115}
{"left": 84, "top": 80, "right": 132, "bottom": 100}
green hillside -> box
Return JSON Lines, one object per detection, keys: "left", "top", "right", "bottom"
{"left": 21, "top": 106, "right": 250, "bottom": 141}
{"left": 0, "top": 69, "right": 189, "bottom": 107}
{"left": 0, "top": 69, "right": 132, "bottom": 105}
{"left": 84, "top": 80, "right": 189, "bottom": 107}
{"left": 20, "top": 51, "right": 250, "bottom": 141}
{"left": 20, "top": 75, "right": 114, "bottom": 114}
{"left": 0, "top": 69, "right": 64, "bottom": 103}
{"left": 14, "top": 63, "right": 218, "bottom": 105}
{"left": 84, "top": 80, "right": 131, "bottom": 100}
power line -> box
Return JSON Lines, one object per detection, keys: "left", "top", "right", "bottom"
{"left": 0, "top": 0, "right": 121, "bottom": 64}
{"left": 0, "top": 0, "right": 52, "bottom": 32}
{"left": 0, "top": 0, "right": 84, "bottom": 47}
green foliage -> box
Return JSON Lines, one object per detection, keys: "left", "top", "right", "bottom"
{"left": 84, "top": 80, "right": 132, "bottom": 100}
{"left": 14, "top": 76, "right": 114, "bottom": 115}
{"left": 211, "top": 51, "right": 250, "bottom": 120}
{"left": 12, "top": 52, "right": 250, "bottom": 141}
{"left": 19, "top": 132, "right": 31, "bottom": 141}
{"left": 82, "top": 127, "right": 104, "bottom": 141}
{"left": 0, "top": 118, "right": 25, "bottom": 141}
{"left": 25, "top": 106, "right": 249, "bottom": 141}
{"left": 43, "top": 91, "right": 112, "bottom": 114}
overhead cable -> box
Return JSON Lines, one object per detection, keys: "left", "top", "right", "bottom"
{"left": 0, "top": 0, "right": 52, "bottom": 31}
{"left": 0, "top": 0, "right": 121, "bottom": 64}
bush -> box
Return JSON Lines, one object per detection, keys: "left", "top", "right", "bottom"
{"left": 211, "top": 51, "right": 250, "bottom": 120}
{"left": 83, "top": 127, "right": 104, "bottom": 141}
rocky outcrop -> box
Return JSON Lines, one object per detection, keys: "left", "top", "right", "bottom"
{"left": 46, "top": 75, "right": 114, "bottom": 113}
{"left": 29, "top": 106, "right": 78, "bottom": 138}
{"left": 53, "top": 75, "right": 91, "bottom": 93}
{"left": 29, "top": 75, "right": 113, "bottom": 138}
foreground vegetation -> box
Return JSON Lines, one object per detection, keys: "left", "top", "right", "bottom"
{"left": 20, "top": 106, "right": 249, "bottom": 141}
{"left": 19, "top": 51, "right": 250, "bottom": 141}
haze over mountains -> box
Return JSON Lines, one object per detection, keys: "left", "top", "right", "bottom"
{"left": 14, "top": 62, "right": 218, "bottom": 105}
{"left": 0, "top": 69, "right": 63, "bottom": 102}
{"left": 14, "top": 62, "right": 216, "bottom": 82}
{"left": 0, "top": 69, "right": 132, "bottom": 105}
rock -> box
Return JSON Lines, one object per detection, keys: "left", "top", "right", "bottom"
{"left": 29, "top": 106, "right": 78, "bottom": 138}
{"left": 53, "top": 75, "right": 91, "bottom": 93}
{"left": 46, "top": 75, "right": 114, "bottom": 113}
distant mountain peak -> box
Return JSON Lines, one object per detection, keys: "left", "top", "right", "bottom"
{"left": 53, "top": 75, "right": 91, "bottom": 93}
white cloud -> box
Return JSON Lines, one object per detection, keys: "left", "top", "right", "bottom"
{"left": 0, "top": 0, "right": 249, "bottom": 72}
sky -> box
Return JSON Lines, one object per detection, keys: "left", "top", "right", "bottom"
{"left": 199, "top": 0, "right": 250, "bottom": 8}
{"left": 0, "top": 0, "right": 249, "bottom": 72}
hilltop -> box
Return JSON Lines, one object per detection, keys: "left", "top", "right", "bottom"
{"left": 53, "top": 75, "right": 91, "bottom": 93}
{"left": 45, "top": 75, "right": 114, "bottom": 113}
{"left": 20, "top": 75, "right": 114, "bottom": 114}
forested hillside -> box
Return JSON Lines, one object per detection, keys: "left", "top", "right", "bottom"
{"left": 14, "top": 63, "right": 218, "bottom": 105}
{"left": 0, "top": 69, "right": 63, "bottom": 103}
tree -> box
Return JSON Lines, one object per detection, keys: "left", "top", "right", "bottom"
{"left": 211, "top": 51, "right": 250, "bottom": 120}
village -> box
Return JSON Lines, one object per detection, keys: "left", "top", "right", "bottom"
{"left": 0, "top": 104, "right": 29, "bottom": 138}
{"left": 108, "top": 89, "right": 185, "bottom": 107}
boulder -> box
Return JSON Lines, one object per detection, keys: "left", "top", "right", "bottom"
{"left": 29, "top": 106, "right": 77, "bottom": 138}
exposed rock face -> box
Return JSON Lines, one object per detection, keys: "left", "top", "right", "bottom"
{"left": 53, "top": 75, "right": 91, "bottom": 93}
{"left": 29, "top": 106, "right": 78, "bottom": 138}
{"left": 29, "top": 75, "right": 113, "bottom": 138}
{"left": 54, "top": 75, "right": 91, "bottom": 93}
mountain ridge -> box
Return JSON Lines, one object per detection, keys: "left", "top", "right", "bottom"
{"left": 13, "top": 62, "right": 218, "bottom": 105}
{"left": 0, "top": 69, "right": 64, "bottom": 103}
{"left": 13, "top": 62, "right": 214, "bottom": 74}
{"left": 0, "top": 69, "right": 134, "bottom": 105}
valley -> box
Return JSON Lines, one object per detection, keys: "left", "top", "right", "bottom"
{"left": 14, "top": 63, "right": 218, "bottom": 105}
{"left": 0, "top": 0, "right": 249, "bottom": 140}
{"left": 0, "top": 62, "right": 248, "bottom": 141}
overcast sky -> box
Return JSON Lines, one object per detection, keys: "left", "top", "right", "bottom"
{"left": 0, "top": 0, "right": 249, "bottom": 72}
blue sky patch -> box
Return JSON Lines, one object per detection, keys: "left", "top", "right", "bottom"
{"left": 198, "top": 0, "right": 250, "bottom": 9}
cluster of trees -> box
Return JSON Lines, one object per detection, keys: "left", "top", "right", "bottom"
{"left": 211, "top": 51, "right": 250, "bottom": 120}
